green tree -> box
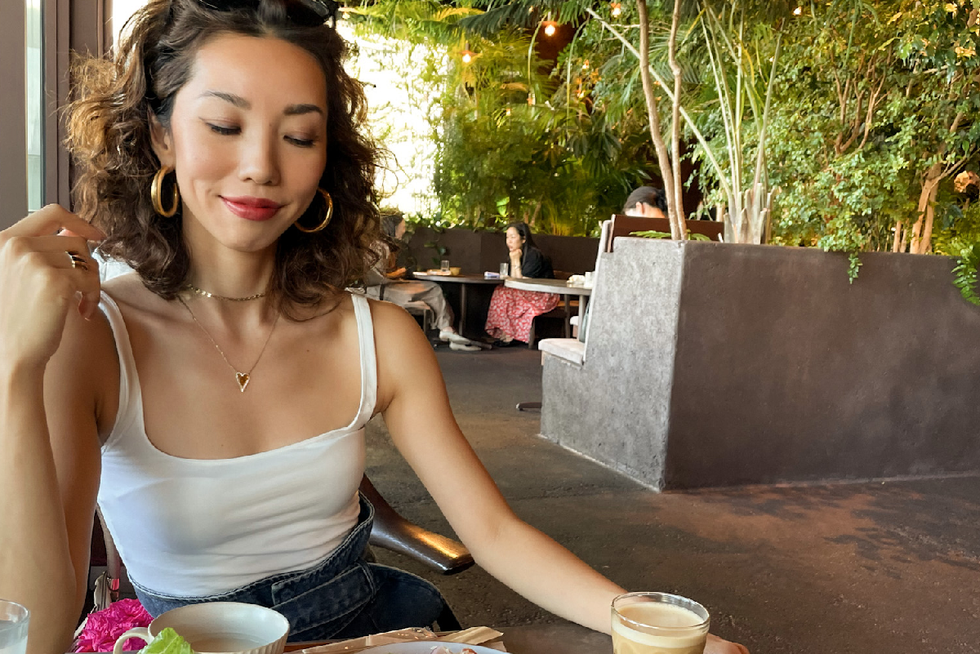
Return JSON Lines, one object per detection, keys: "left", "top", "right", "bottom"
{"left": 767, "top": 0, "right": 980, "bottom": 255}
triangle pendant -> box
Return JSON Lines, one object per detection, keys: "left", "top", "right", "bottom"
{"left": 236, "top": 372, "right": 250, "bottom": 392}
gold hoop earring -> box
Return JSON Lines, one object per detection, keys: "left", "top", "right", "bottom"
{"left": 294, "top": 189, "right": 333, "bottom": 233}
{"left": 151, "top": 166, "right": 180, "bottom": 217}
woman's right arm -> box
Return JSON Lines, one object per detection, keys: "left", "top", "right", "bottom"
{"left": 0, "top": 206, "right": 112, "bottom": 654}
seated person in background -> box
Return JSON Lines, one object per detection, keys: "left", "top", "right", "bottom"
{"left": 484, "top": 222, "right": 557, "bottom": 346}
{"left": 623, "top": 185, "right": 668, "bottom": 218}
{"left": 366, "top": 213, "right": 479, "bottom": 351}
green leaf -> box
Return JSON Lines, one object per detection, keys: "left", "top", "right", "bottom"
{"left": 952, "top": 243, "right": 980, "bottom": 307}
{"left": 140, "top": 628, "right": 194, "bottom": 654}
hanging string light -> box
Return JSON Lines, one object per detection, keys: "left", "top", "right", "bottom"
{"left": 542, "top": 20, "right": 558, "bottom": 36}
{"left": 610, "top": 2, "right": 622, "bottom": 17}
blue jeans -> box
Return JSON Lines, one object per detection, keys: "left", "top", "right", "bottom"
{"left": 132, "top": 496, "right": 451, "bottom": 641}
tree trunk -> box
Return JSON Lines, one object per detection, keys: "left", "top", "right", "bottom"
{"left": 909, "top": 163, "right": 942, "bottom": 254}
{"left": 912, "top": 175, "right": 941, "bottom": 254}
{"left": 636, "top": 0, "right": 680, "bottom": 239}
{"left": 667, "top": 0, "right": 686, "bottom": 238}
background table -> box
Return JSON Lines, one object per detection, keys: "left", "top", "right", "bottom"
{"left": 413, "top": 273, "right": 503, "bottom": 340}
{"left": 504, "top": 278, "right": 593, "bottom": 338}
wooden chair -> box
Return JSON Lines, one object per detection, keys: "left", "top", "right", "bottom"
{"left": 89, "top": 475, "right": 474, "bottom": 607}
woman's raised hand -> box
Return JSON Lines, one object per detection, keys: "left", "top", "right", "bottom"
{"left": 0, "top": 205, "right": 105, "bottom": 371}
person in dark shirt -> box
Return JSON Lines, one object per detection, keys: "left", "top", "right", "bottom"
{"left": 485, "top": 222, "right": 557, "bottom": 346}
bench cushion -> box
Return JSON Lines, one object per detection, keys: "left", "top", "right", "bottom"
{"left": 538, "top": 338, "right": 585, "bottom": 365}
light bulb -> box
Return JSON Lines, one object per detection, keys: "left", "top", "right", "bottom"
{"left": 611, "top": 2, "right": 622, "bottom": 17}
{"left": 544, "top": 23, "right": 557, "bottom": 36}
{"left": 793, "top": 6, "right": 802, "bottom": 15}
{"left": 462, "top": 52, "right": 472, "bottom": 64}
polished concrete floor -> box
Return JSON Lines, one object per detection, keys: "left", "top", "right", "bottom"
{"left": 365, "top": 345, "right": 980, "bottom": 654}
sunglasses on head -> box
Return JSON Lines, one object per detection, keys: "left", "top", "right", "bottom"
{"left": 197, "top": 0, "right": 339, "bottom": 28}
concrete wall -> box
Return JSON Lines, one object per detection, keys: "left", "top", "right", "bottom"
{"left": 541, "top": 238, "right": 980, "bottom": 489}
{"left": 541, "top": 240, "right": 685, "bottom": 487}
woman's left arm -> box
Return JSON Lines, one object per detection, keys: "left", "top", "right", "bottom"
{"left": 373, "top": 301, "right": 624, "bottom": 633}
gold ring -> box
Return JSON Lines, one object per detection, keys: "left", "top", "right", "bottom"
{"left": 66, "top": 250, "right": 89, "bottom": 271}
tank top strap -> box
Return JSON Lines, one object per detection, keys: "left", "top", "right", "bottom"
{"left": 98, "top": 291, "right": 143, "bottom": 449}
{"left": 349, "top": 293, "right": 378, "bottom": 425}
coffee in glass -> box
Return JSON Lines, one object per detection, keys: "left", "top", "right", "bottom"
{"left": 611, "top": 592, "right": 710, "bottom": 654}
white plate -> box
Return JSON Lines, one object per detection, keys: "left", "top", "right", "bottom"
{"left": 359, "top": 642, "right": 500, "bottom": 654}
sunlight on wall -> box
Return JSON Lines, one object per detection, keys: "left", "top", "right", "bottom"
{"left": 112, "top": 0, "right": 148, "bottom": 44}
{"left": 110, "top": 3, "right": 439, "bottom": 216}
{"left": 339, "top": 24, "right": 441, "bottom": 216}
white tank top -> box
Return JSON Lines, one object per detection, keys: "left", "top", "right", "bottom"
{"left": 97, "top": 292, "right": 376, "bottom": 596}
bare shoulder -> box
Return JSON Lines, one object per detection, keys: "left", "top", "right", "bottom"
{"left": 367, "top": 297, "right": 445, "bottom": 412}
{"left": 103, "top": 271, "right": 171, "bottom": 318}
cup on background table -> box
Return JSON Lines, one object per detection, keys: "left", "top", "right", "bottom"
{"left": 499, "top": 263, "right": 509, "bottom": 277}
{"left": 440, "top": 259, "right": 451, "bottom": 273}
{"left": 112, "top": 602, "right": 289, "bottom": 654}
{"left": 0, "top": 599, "right": 29, "bottom": 654}
{"left": 611, "top": 592, "right": 710, "bottom": 654}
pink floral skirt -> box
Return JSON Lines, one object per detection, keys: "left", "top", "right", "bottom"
{"left": 485, "top": 286, "right": 559, "bottom": 343}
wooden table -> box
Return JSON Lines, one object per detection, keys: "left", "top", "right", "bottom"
{"left": 504, "top": 278, "right": 593, "bottom": 338}
{"left": 497, "top": 623, "right": 611, "bottom": 653}
{"left": 285, "top": 623, "right": 611, "bottom": 654}
{"left": 413, "top": 273, "right": 503, "bottom": 339}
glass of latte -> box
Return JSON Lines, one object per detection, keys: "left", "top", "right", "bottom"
{"left": 611, "top": 592, "right": 710, "bottom": 654}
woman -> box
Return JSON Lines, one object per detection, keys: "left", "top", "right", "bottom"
{"left": 367, "top": 213, "right": 480, "bottom": 351}
{"left": 484, "top": 222, "right": 558, "bottom": 346}
{"left": 0, "top": 2, "right": 746, "bottom": 654}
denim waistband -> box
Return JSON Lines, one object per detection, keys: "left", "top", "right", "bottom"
{"left": 133, "top": 494, "right": 377, "bottom": 640}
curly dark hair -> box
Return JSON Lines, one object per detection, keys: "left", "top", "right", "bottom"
{"left": 67, "top": 0, "right": 380, "bottom": 318}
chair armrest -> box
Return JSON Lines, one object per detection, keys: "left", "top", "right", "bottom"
{"left": 359, "top": 476, "right": 475, "bottom": 576}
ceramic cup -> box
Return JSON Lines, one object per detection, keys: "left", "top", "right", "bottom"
{"left": 112, "top": 602, "right": 289, "bottom": 654}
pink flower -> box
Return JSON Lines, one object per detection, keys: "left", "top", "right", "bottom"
{"left": 74, "top": 600, "right": 153, "bottom": 652}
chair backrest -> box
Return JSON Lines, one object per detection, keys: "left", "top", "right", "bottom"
{"left": 575, "top": 220, "right": 613, "bottom": 353}
{"left": 607, "top": 215, "right": 723, "bottom": 251}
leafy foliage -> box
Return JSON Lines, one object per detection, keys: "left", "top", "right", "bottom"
{"left": 952, "top": 243, "right": 980, "bottom": 306}
{"left": 765, "top": 0, "right": 980, "bottom": 257}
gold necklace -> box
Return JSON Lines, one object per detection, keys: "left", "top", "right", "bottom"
{"left": 185, "top": 284, "right": 267, "bottom": 302}
{"left": 177, "top": 296, "right": 281, "bottom": 392}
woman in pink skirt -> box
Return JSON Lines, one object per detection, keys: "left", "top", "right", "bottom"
{"left": 485, "top": 222, "right": 558, "bottom": 346}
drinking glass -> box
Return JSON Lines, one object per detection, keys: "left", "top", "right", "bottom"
{"left": 611, "top": 592, "right": 709, "bottom": 654}
{"left": 499, "top": 262, "right": 509, "bottom": 277}
{"left": 0, "top": 600, "right": 30, "bottom": 654}
{"left": 440, "top": 259, "right": 451, "bottom": 273}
